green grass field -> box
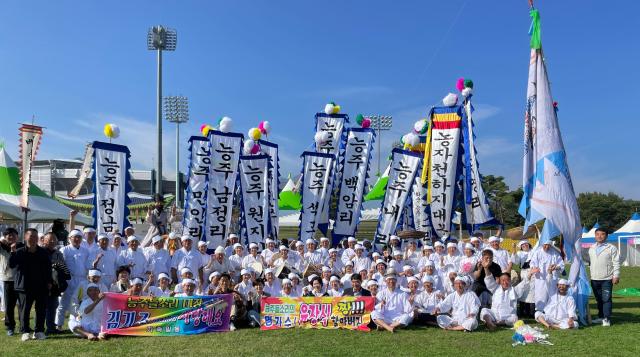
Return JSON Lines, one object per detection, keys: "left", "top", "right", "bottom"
{"left": 1, "top": 267, "right": 639, "bottom": 357}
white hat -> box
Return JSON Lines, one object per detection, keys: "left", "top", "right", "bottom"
{"left": 198, "top": 241, "right": 208, "bottom": 247}
{"left": 347, "top": 237, "right": 357, "bottom": 242}
{"left": 423, "top": 245, "right": 433, "bottom": 251}
{"left": 249, "top": 243, "right": 258, "bottom": 249}
{"left": 454, "top": 276, "right": 466, "bottom": 284}
{"left": 328, "top": 248, "right": 337, "bottom": 254}
{"left": 180, "top": 267, "right": 192, "bottom": 275}
{"left": 282, "top": 278, "right": 292, "bottom": 285}
{"left": 470, "top": 237, "right": 480, "bottom": 242}
{"left": 98, "top": 234, "right": 109, "bottom": 241}
{"left": 264, "top": 268, "right": 274, "bottom": 275}
{"left": 424, "top": 260, "right": 434, "bottom": 267}
{"left": 344, "top": 261, "right": 354, "bottom": 266}
{"left": 372, "top": 252, "right": 381, "bottom": 257}
{"left": 434, "top": 241, "right": 444, "bottom": 247}
{"left": 329, "top": 276, "right": 340, "bottom": 282}
{"left": 320, "top": 237, "right": 329, "bottom": 242}
{"left": 295, "top": 241, "right": 304, "bottom": 247}
{"left": 168, "top": 232, "right": 178, "bottom": 239}
{"left": 233, "top": 243, "right": 242, "bottom": 249}
{"left": 88, "top": 269, "right": 102, "bottom": 277}
{"left": 83, "top": 227, "right": 96, "bottom": 233}
{"left": 152, "top": 235, "right": 163, "bottom": 244}
{"left": 68, "top": 229, "right": 83, "bottom": 238}
{"left": 422, "top": 275, "right": 435, "bottom": 284}
{"left": 557, "top": 279, "right": 569, "bottom": 286}
{"left": 131, "top": 278, "right": 143, "bottom": 285}
{"left": 266, "top": 239, "right": 275, "bottom": 244}
{"left": 392, "top": 250, "right": 402, "bottom": 256}
{"left": 124, "top": 226, "right": 134, "bottom": 231}
{"left": 305, "top": 238, "right": 316, "bottom": 245}
{"left": 407, "top": 276, "right": 418, "bottom": 284}
{"left": 446, "top": 242, "right": 457, "bottom": 249}
{"left": 354, "top": 244, "right": 364, "bottom": 250}
{"left": 86, "top": 283, "right": 100, "bottom": 290}
{"left": 181, "top": 235, "right": 193, "bottom": 241}
{"left": 464, "top": 243, "right": 475, "bottom": 251}
{"left": 321, "top": 266, "right": 331, "bottom": 272}
{"left": 402, "top": 265, "right": 413, "bottom": 272}
{"left": 241, "top": 269, "right": 250, "bottom": 276}
{"left": 158, "top": 273, "right": 170, "bottom": 281}
{"left": 488, "top": 236, "right": 500, "bottom": 243}
{"left": 288, "top": 273, "right": 298, "bottom": 280}
{"left": 390, "top": 235, "right": 400, "bottom": 241}
{"left": 214, "top": 246, "right": 225, "bottom": 254}
{"left": 366, "top": 280, "right": 379, "bottom": 288}
{"left": 518, "top": 240, "right": 530, "bottom": 248}
{"left": 127, "top": 236, "right": 139, "bottom": 243}
{"left": 376, "top": 259, "right": 386, "bottom": 266}
{"left": 229, "top": 233, "right": 238, "bottom": 239}
{"left": 182, "top": 278, "right": 196, "bottom": 286}
{"left": 279, "top": 245, "right": 288, "bottom": 251}
{"left": 209, "top": 272, "right": 221, "bottom": 281}
{"left": 307, "top": 274, "right": 318, "bottom": 282}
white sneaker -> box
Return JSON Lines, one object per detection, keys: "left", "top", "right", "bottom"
{"left": 592, "top": 318, "right": 603, "bottom": 324}
{"left": 21, "top": 333, "right": 30, "bottom": 342}
{"left": 602, "top": 319, "right": 611, "bottom": 327}
{"left": 33, "top": 332, "right": 46, "bottom": 340}
{"left": 229, "top": 322, "right": 236, "bottom": 331}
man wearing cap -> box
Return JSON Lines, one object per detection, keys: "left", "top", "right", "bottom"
{"left": 372, "top": 270, "right": 413, "bottom": 332}
{"left": 263, "top": 268, "right": 281, "bottom": 297}
{"left": 261, "top": 239, "right": 278, "bottom": 266}
{"left": 80, "top": 228, "right": 99, "bottom": 256}
{"left": 488, "top": 236, "right": 510, "bottom": 272}
{"left": 206, "top": 246, "right": 233, "bottom": 278}
{"left": 351, "top": 244, "right": 371, "bottom": 274}
{"left": 304, "top": 239, "right": 323, "bottom": 267}
{"left": 144, "top": 235, "right": 171, "bottom": 281}
{"left": 56, "top": 229, "right": 92, "bottom": 331}
{"left": 272, "top": 245, "right": 297, "bottom": 273}
{"left": 316, "top": 237, "right": 331, "bottom": 261}
{"left": 480, "top": 271, "right": 528, "bottom": 330}
{"left": 69, "top": 283, "right": 105, "bottom": 341}
{"left": 588, "top": 227, "right": 620, "bottom": 327}
{"left": 412, "top": 276, "right": 443, "bottom": 326}
{"left": 147, "top": 273, "right": 172, "bottom": 297}
{"left": 116, "top": 236, "right": 151, "bottom": 279}
{"left": 235, "top": 269, "right": 254, "bottom": 299}
{"left": 241, "top": 243, "right": 265, "bottom": 269}
{"left": 224, "top": 234, "right": 240, "bottom": 257}
{"left": 340, "top": 237, "right": 357, "bottom": 265}
{"left": 343, "top": 274, "right": 371, "bottom": 297}
{"left": 1, "top": 228, "right": 22, "bottom": 336}
{"left": 535, "top": 279, "right": 578, "bottom": 329}
{"left": 171, "top": 235, "right": 204, "bottom": 285}
{"left": 529, "top": 240, "right": 564, "bottom": 311}
{"left": 435, "top": 276, "right": 481, "bottom": 331}
{"left": 91, "top": 235, "right": 117, "bottom": 286}
{"left": 228, "top": 243, "right": 245, "bottom": 281}
{"left": 324, "top": 248, "right": 344, "bottom": 276}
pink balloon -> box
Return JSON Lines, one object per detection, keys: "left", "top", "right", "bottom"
{"left": 258, "top": 121, "right": 266, "bottom": 134}
{"left": 362, "top": 118, "right": 371, "bottom": 128}
{"left": 250, "top": 143, "right": 261, "bottom": 154}
{"left": 456, "top": 78, "right": 465, "bottom": 92}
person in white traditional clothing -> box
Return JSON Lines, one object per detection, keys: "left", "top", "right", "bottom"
{"left": 175, "top": 279, "right": 197, "bottom": 297}
{"left": 403, "top": 240, "right": 420, "bottom": 269}
{"left": 144, "top": 235, "right": 171, "bottom": 280}
{"left": 405, "top": 276, "right": 420, "bottom": 303}
{"left": 304, "top": 239, "right": 323, "bottom": 267}
{"left": 234, "top": 269, "right": 254, "bottom": 299}
{"left": 224, "top": 234, "right": 241, "bottom": 257}
{"left": 398, "top": 265, "right": 415, "bottom": 290}
{"left": 141, "top": 195, "right": 176, "bottom": 247}
{"left": 340, "top": 237, "right": 357, "bottom": 265}
{"left": 488, "top": 236, "right": 510, "bottom": 273}
{"left": 173, "top": 268, "right": 195, "bottom": 295}
{"left": 433, "top": 241, "right": 446, "bottom": 263}
{"left": 366, "top": 280, "right": 379, "bottom": 300}
{"left": 510, "top": 240, "right": 536, "bottom": 318}
{"left": 288, "top": 273, "right": 303, "bottom": 297}
{"left": 263, "top": 268, "right": 281, "bottom": 297}
{"left": 326, "top": 276, "right": 343, "bottom": 297}
{"left": 110, "top": 266, "right": 131, "bottom": 293}
{"left": 351, "top": 244, "right": 371, "bottom": 274}
{"left": 197, "top": 241, "right": 209, "bottom": 264}
{"left": 81, "top": 227, "right": 99, "bottom": 256}
{"left": 125, "top": 278, "right": 147, "bottom": 297}
{"left": 110, "top": 233, "right": 124, "bottom": 257}
{"left": 206, "top": 246, "right": 234, "bottom": 280}
{"left": 261, "top": 239, "right": 278, "bottom": 266}
{"left": 417, "top": 245, "right": 434, "bottom": 272}
{"left": 279, "top": 279, "right": 297, "bottom": 297}
{"left": 205, "top": 272, "right": 221, "bottom": 295}
{"left": 458, "top": 244, "right": 479, "bottom": 277}
{"left": 228, "top": 243, "right": 245, "bottom": 281}
{"left": 241, "top": 243, "right": 266, "bottom": 269}
{"left": 441, "top": 242, "right": 461, "bottom": 269}
{"left": 435, "top": 276, "right": 481, "bottom": 331}
{"left": 292, "top": 240, "right": 305, "bottom": 261}
{"left": 372, "top": 270, "right": 413, "bottom": 332}
{"left": 56, "top": 229, "right": 91, "bottom": 330}
{"left": 324, "top": 248, "right": 344, "bottom": 276}
{"left": 420, "top": 260, "right": 444, "bottom": 292}
{"left": 317, "top": 237, "right": 331, "bottom": 261}
{"left": 69, "top": 283, "right": 106, "bottom": 341}
{"left": 388, "top": 250, "right": 405, "bottom": 272}
{"left": 171, "top": 236, "right": 205, "bottom": 285}
{"left": 480, "top": 271, "right": 528, "bottom": 329}
{"left": 340, "top": 261, "right": 354, "bottom": 289}
{"left": 371, "top": 259, "right": 387, "bottom": 287}
{"left": 272, "top": 245, "right": 297, "bottom": 272}
{"left": 470, "top": 237, "right": 484, "bottom": 258}
{"left": 320, "top": 266, "right": 332, "bottom": 291}
{"left": 388, "top": 235, "right": 402, "bottom": 251}
{"left": 71, "top": 269, "right": 109, "bottom": 317}
{"left": 535, "top": 279, "right": 578, "bottom": 329}
{"left": 529, "top": 241, "right": 564, "bottom": 311}
{"left": 117, "top": 236, "right": 151, "bottom": 279}
{"left": 91, "top": 234, "right": 117, "bottom": 285}
{"left": 147, "top": 273, "right": 172, "bottom": 297}
{"left": 412, "top": 275, "right": 443, "bottom": 326}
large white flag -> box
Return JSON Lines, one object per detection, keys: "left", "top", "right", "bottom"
{"left": 92, "top": 142, "right": 131, "bottom": 234}
{"left": 239, "top": 154, "right": 271, "bottom": 245}
{"left": 182, "top": 136, "right": 210, "bottom": 240}
{"left": 299, "top": 152, "right": 334, "bottom": 242}
{"left": 205, "top": 130, "right": 243, "bottom": 248}
{"left": 258, "top": 140, "right": 280, "bottom": 240}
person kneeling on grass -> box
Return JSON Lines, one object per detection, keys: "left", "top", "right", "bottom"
{"left": 69, "top": 283, "right": 106, "bottom": 341}
{"left": 371, "top": 270, "right": 413, "bottom": 333}
{"left": 480, "top": 271, "right": 528, "bottom": 330}
{"left": 435, "top": 276, "right": 480, "bottom": 331}
{"left": 535, "top": 278, "right": 578, "bottom": 330}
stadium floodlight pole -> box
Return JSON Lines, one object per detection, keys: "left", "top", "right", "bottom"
{"left": 147, "top": 25, "right": 177, "bottom": 196}
{"left": 366, "top": 115, "right": 393, "bottom": 176}
{"left": 164, "top": 95, "right": 189, "bottom": 208}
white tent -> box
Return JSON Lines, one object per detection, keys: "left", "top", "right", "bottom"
{"left": 612, "top": 213, "right": 640, "bottom": 267}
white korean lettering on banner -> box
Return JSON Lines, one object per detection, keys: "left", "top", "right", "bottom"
{"left": 259, "top": 141, "right": 279, "bottom": 239}
{"left": 182, "top": 137, "right": 211, "bottom": 240}
{"left": 333, "top": 128, "right": 374, "bottom": 238}
{"left": 239, "top": 155, "right": 270, "bottom": 245}
{"left": 375, "top": 149, "right": 422, "bottom": 244}
{"left": 206, "top": 131, "right": 243, "bottom": 248}
{"left": 92, "top": 142, "right": 130, "bottom": 235}
{"left": 428, "top": 109, "right": 462, "bottom": 238}
{"left": 299, "top": 152, "right": 334, "bottom": 242}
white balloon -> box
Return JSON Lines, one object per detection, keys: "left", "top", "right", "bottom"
{"left": 110, "top": 124, "right": 120, "bottom": 139}
{"left": 324, "top": 103, "right": 334, "bottom": 115}
{"left": 219, "top": 117, "right": 233, "bottom": 133}
{"left": 314, "top": 131, "right": 331, "bottom": 146}
{"left": 403, "top": 132, "right": 420, "bottom": 147}
{"left": 261, "top": 121, "right": 271, "bottom": 134}
{"left": 413, "top": 119, "right": 426, "bottom": 134}
{"left": 442, "top": 93, "right": 458, "bottom": 107}
{"left": 243, "top": 139, "right": 255, "bottom": 155}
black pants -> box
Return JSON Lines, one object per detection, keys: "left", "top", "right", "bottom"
{"left": 17, "top": 292, "right": 46, "bottom": 333}
{"left": 3, "top": 281, "right": 18, "bottom": 330}
{"left": 413, "top": 313, "right": 438, "bottom": 326}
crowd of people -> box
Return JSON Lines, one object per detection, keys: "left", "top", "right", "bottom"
{"left": 0, "top": 217, "right": 621, "bottom": 341}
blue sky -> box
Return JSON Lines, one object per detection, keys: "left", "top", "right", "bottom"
{"left": 0, "top": 0, "right": 638, "bottom": 199}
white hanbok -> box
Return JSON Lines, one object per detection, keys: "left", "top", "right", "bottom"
{"left": 436, "top": 290, "right": 480, "bottom": 331}
{"left": 372, "top": 288, "right": 413, "bottom": 325}
{"left": 480, "top": 275, "right": 527, "bottom": 326}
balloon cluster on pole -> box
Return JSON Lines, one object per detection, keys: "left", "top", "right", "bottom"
{"left": 243, "top": 120, "right": 273, "bottom": 155}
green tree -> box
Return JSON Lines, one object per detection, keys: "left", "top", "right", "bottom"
{"left": 577, "top": 192, "right": 640, "bottom": 231}
{"left": 481, "top": 175, "right": 523, "bottom": 228}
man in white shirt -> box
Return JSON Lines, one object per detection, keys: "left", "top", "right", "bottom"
{"left": 261, "top": 239, "right": 278, "bottom": 266}
{"left": 412, "top": 275, "right": 442, "bottom": 326}
{"left": 588, "top": 227, "right": 620, "bottom": 327}
{"left": 435, "top": 276, "right": 481, "bottom": 331}
{"left": 535, "top": 279, "right": 578, "bottom": 329}
{"left": 304, "top": 239, "right": 323, "bottom": 267}
{"left": 69, "top": 283, "right": 105, "bottom": 341}
{"left": 241, "top": 243, "right": 265, "bottom": 269}
{"left": 529, "top": 241, "right": 564, "bottom": 310}
{"left": 263, "top": 268, "right": 281, "bottom": 297}
{"left": 228, "top": 243, "right": 245, "bottom": 281}
{"left": 488, "top": 236, "right": 510, "bottom": 272}
{"left": 324, "top": 248, "right": 344, "bottom": 276}
{"left": 317, "top": 237, "right": 331, "bottom": 261}
{"left": 91, "top": 234, "right": 117, "bottom": 285}
{"left": 81, "top": 227, "right": 99, "bottom": 256}
{"left": 480, "top": 272, "right": 528, "bottom": 329}
{"left": 351, "top": 244, "right": 371, "bottom": 274}
{"left": 224, "top": 234, "right": 240, "bottom": 258}
{"left": 144, "top": 235, "right": 171, "bottom": 280}
{"left": 56, "top": 229, "right": 91, "bottom": 330}
{"left": 340, "top": 237, "right": 357, "bottom": 265}
{"left": 207, "top": 246, "right": 233, "bottom": 278}
{"left": 171, "top": 236, "right": 204, "bottom": 285}
{"left": 116, "top": 236, "right": 151, "bottom": 279}
{"left": 371, "top": 270, "right": 413, "bottom": 332}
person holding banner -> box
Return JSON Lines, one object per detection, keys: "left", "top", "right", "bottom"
{"left": 372, "top": 270, "right": 413, "bottom": 332}
{"left": 69, "top": 283, "right": 106, "bottom": 341}
{"left": 213, "top": 273, "right": 248, "bottom": 330}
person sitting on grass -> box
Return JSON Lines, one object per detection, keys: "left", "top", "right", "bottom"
{"left": 480, "top": 271, "right": 528, "bottom": 330}
{"left": 69, "top": 283, "right": 106, "bottom": 341}
{"left": 435, "top": 276, "right": 480, "bottom": 331}
{"left": 535, "top": 279, "right": 578, "bottom": 330}
{"left": 412, "top": 276, "right": 443, "bottom": 327}
{"left": 213, "top": 273, "right": 248, "bottom": 331}
{"left": 371, "top": 270, "right": 413, "bottom": 333}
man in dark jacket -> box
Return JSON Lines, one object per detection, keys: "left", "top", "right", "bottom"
{"left": 9, "top": 228, "right": 52, "bottom": 341}
{"left": 343, "top": 274, "right": 372, "bottom": 297}
{"left": 42, "top": 232, "right": 70, "bottom": 335}
{"left": 1, "top": 228, "right": 22, "bottom": 336}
